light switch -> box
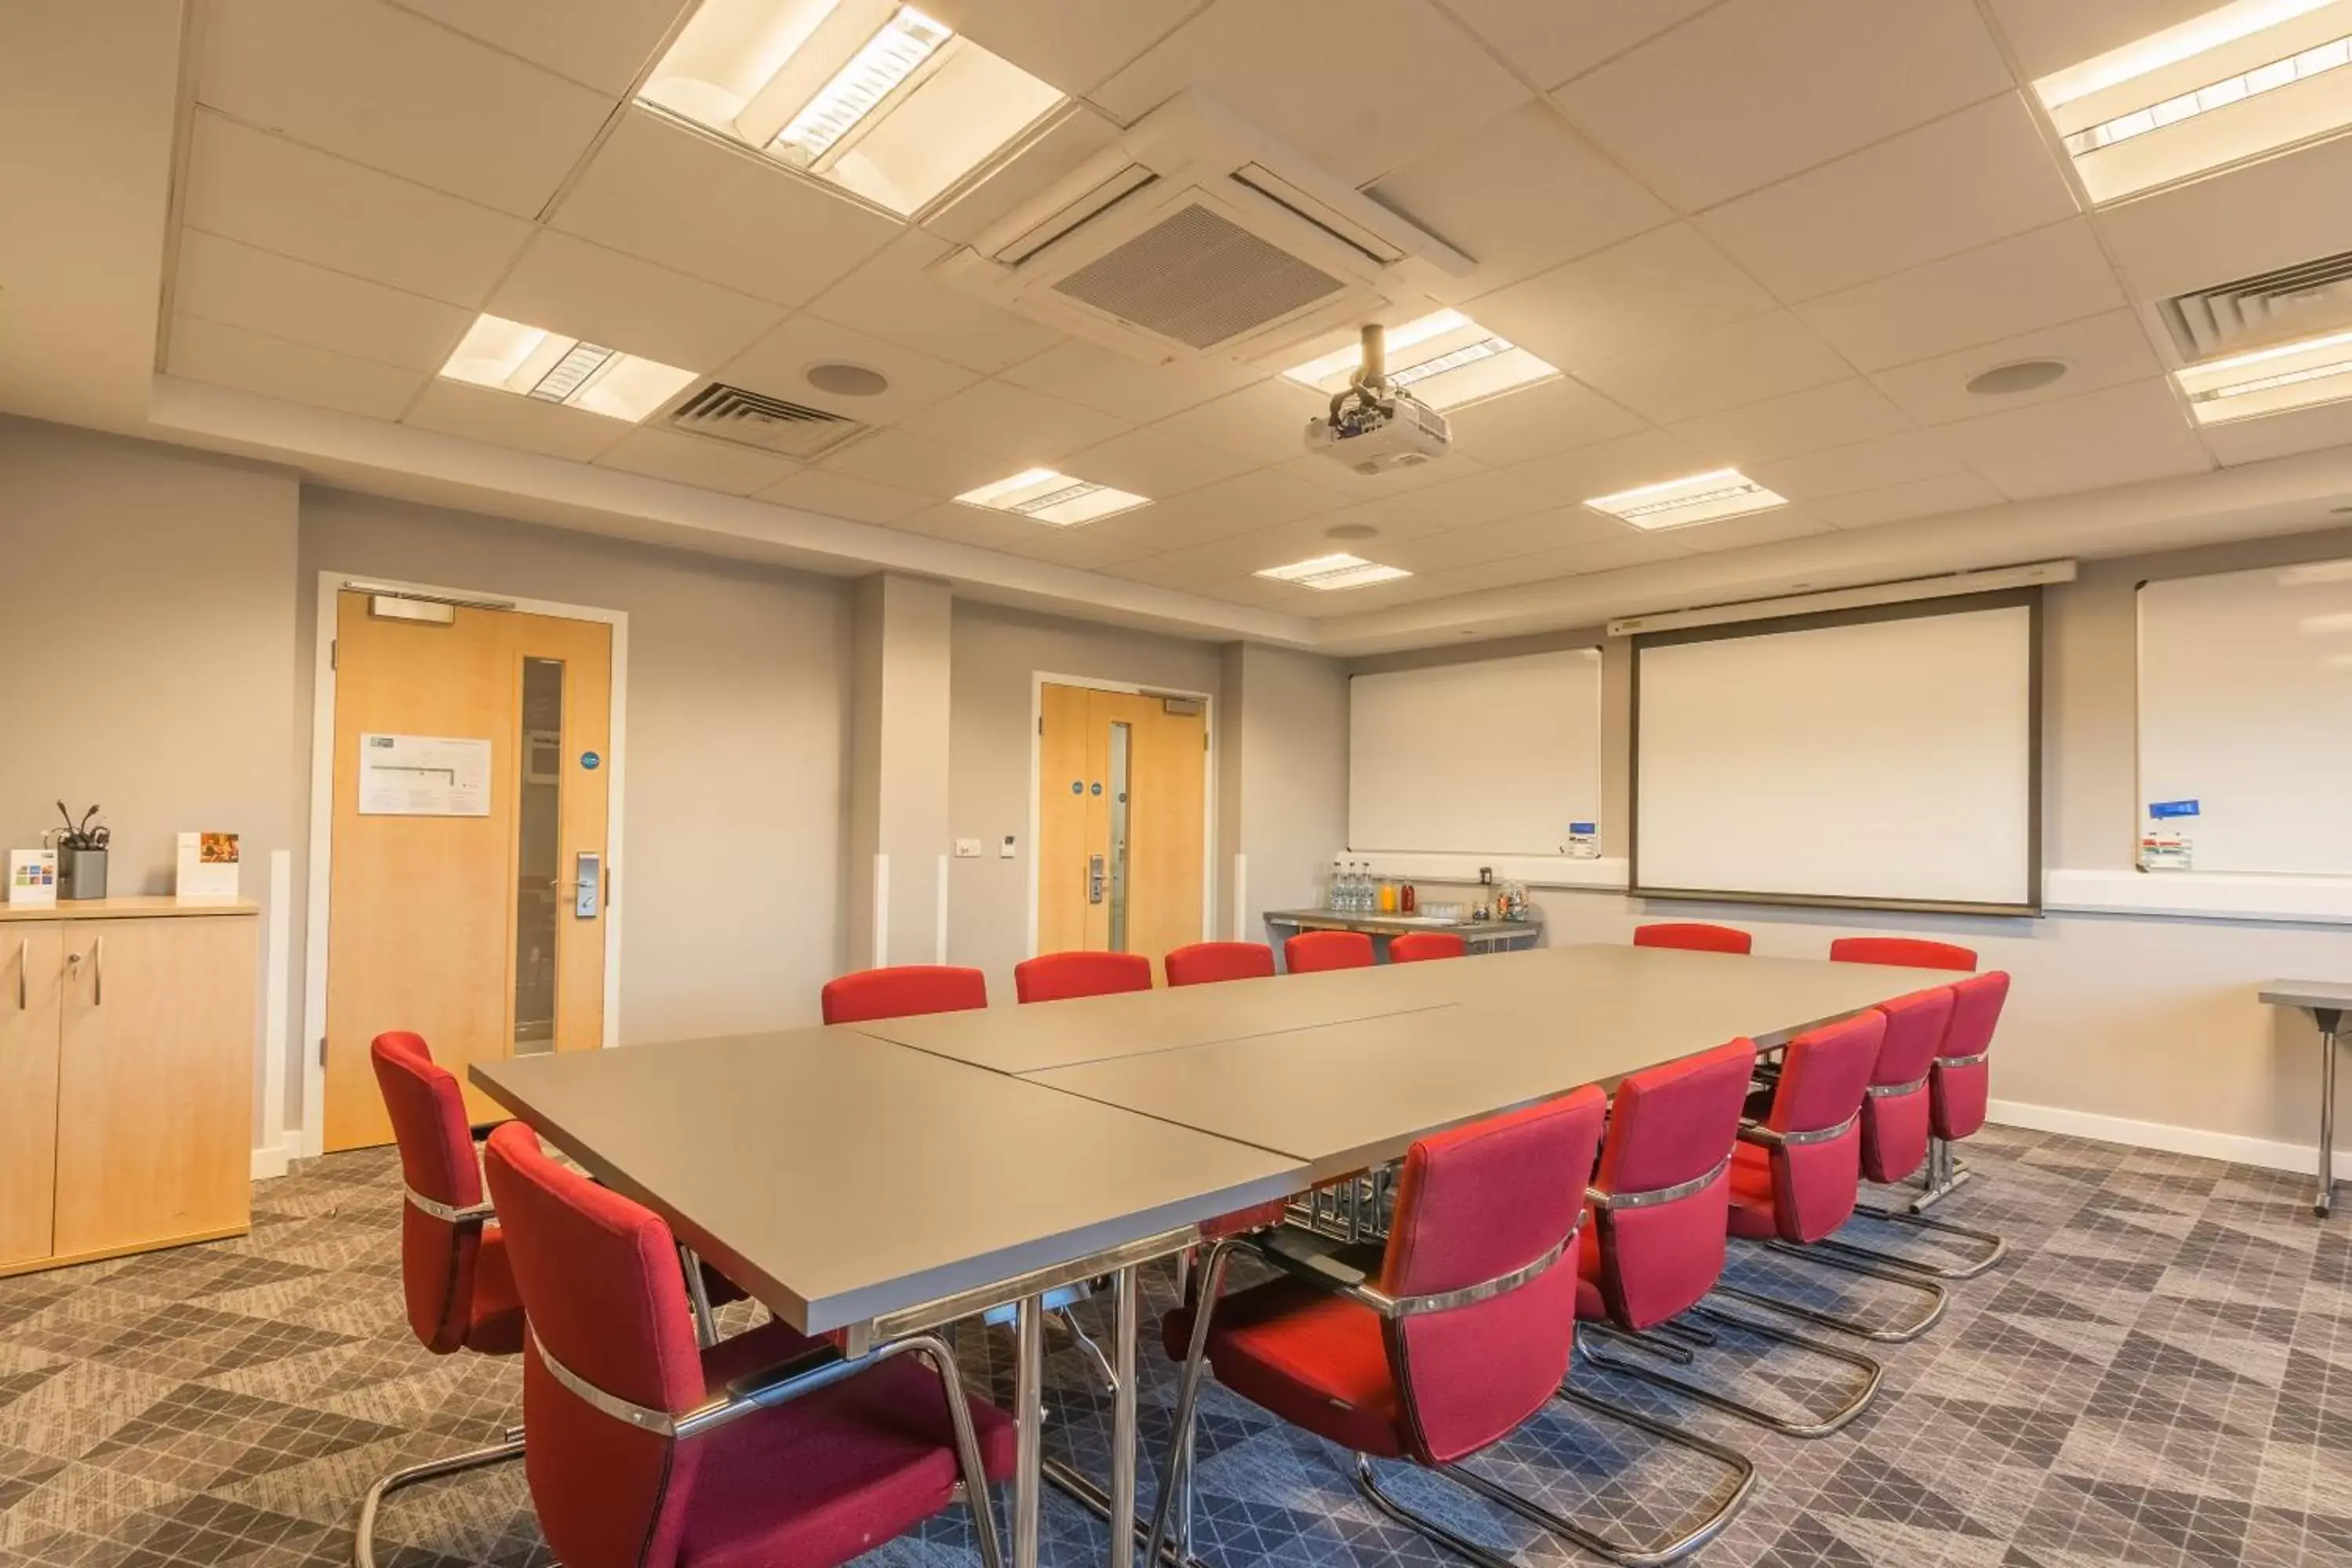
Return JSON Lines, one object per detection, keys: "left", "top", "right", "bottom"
{"left": 954, "top": 839, "right": 982, "bottom": 858}
{"left": 1000, "top": 835, "right": 1018, "bottom": 858}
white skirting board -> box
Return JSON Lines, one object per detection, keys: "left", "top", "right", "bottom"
{"left": 251, "top": 1142, "right": 293, "bottom": 1180}
{"left": 1988, "top": 1098, "right": 2314, "bottom": 1178}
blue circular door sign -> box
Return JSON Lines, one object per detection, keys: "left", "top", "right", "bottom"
{"left": 580, "top": 751, "right": 601, "bottom": 770}
{"left": 1070, "top": 780, "right": 1083, "bottom": 794}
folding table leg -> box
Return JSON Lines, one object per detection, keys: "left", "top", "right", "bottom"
{"left": 1109, "top": 1265, "right": 1140, "bottom": 1568}
{"left": 1014, "top": 1294, "right": 1046, "bottom": 1568}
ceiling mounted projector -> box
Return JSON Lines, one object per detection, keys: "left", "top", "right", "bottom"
{"left": 1304, "top": 322, "right": 1452, "bottom": 475}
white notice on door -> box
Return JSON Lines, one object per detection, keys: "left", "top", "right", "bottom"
{"left": 359, "top": 733, "right": 492, "bottom": 816}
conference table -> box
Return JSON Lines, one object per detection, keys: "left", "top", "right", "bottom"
{"left": 473, "top": 943, "right": 1956, "bottom": 1568}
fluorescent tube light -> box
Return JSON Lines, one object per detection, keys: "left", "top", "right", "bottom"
{"left": 439, "top": 314, "right": 696, "bottom": 423}
{"left": 1281, "top": 311, "right": 1559, "bottom": 412}
{"left": 956, "top": 468, "right": 1151, "bottom": 527}
{"left": 2060, "top": 32, "right": 2352, "bottom": 153}
{"left": 2037, "top": 0, "right": 2336, "bottom": 107}
{"left": 773, "top": 6, "right": 949, "bottom": 162}
{"left": 1584, "top": 469, "right": 1788, "bottom": 530}
{"left": 1255, "top": 553, "right": 1411, "bottom": 590}
{"left": 2176, "top": 327, "right": 2352, "bottom": 422}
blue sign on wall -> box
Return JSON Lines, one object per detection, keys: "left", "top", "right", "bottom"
{"left": 2147, "top": 799, "right": 2200, "bottom": 818}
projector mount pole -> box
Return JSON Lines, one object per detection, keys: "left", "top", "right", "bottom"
{"left": 1330, "top": 322, "right": 1388, "bottom": 425}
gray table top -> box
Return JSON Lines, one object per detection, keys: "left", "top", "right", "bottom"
{"left": 2259, "top": 981, "right": 2352, "bottom": 1011}
{"left": 471, "top": 1029, "right": 1304, "bottom": 1336}
{"left": 1031, "top": 946, "right": 1965, "bottom": 1181}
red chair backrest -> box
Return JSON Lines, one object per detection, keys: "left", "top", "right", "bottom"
{"left": 1862, "top": 987, "right": 1954, "bottom": 1183}
{"left": 820, "top": 964, "right": 987, "bottom": 1025}
{"left": 1829, "top": 936, "right": 1975, "bottom": 971}
{"left": 371, "top": 1031, "right": 490, "bottom": 1356}
{"left": 1014, "top": 950, "right": 1153, "bottom": 1004}
{"left": 1933, "top": 971, "right": 2009, "bottom": 1141}
{"left": 1284, "top": 931, "right": 1374, "bottom": 973}
{"left": 1163, "top": 942, "right": 1276, "bottom": 987}
{"left": 1381, "top": 1086, "right": 1606, "bottom": 1466}
{"left": 1634, "top": 922, "right": 1752, "bottom": 955}
{"left": 485, "top": 1123, "right": 708, "bottom": 1568}
{"left": 1388, "top": 932, "right": 1468, "bottom": 964}
{"left": 1757, "top": 1011, "right": 1884, "bottom": 1243}
{"left": 1590, "top": 1039, "right": 1755, "bottom": 1330}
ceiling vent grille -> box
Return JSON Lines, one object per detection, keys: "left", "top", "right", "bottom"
{"left": 666, "top": 383, "right": 868, "bottom": 459}
{"left": 1050, "top": 202, "right": 1349, "bottom": 350}
{"left": 2163, "top": 250, "right": 2352, "bottom": 361}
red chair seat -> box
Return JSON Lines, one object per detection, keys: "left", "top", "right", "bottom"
{"left": 1164, "top": 1277, "right": 1406, "bottom": 1461}
{"left": 466, "top": 1228, "right": 528, "bottom": 1356}
{"left": 1723, "top": 1144, "right": 1780, "bottom": 1244}
{"left": 679, "top": 1328, "right": 1018, "bottom": 1568}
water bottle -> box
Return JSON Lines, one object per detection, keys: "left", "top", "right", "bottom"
{"left": 1328, "top": 859, "right": 1345, "bottom": 911}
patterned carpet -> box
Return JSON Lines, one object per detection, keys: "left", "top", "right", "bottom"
{"left": 1, "top": 1123, "right": 2347, "bottom": 1566}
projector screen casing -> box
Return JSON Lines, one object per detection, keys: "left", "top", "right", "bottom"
{"left": 1630, "top": 590, "right": 2042, "bottom": 916}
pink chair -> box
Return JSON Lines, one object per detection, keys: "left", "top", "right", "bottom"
{"left": 1829, "top": 936, "right": 1976, "bottom": 971}
{"left": 483, "top": 1123, "right": 1014, "bottom": 1568}
{"left": 1635, "top": 922, "right": 1753, "bottom": 955}
{"left": 1014, "top": 949, "right": 1152, "bottom": 1003}
{"left": 821, "top": 965, "right": 987, "bottom": 1025}
{"left": 1163, "top": 941, "right": 1276, "bottom": 986}
{"left": 1387, "top": 931, "right": 1468, "bottom": 964}
{"left": 1283, "top": 930, "right": 1374, "bottom": 973}
{"left": 1146, "top": 1088, "right": 1754, "bottom": 1567}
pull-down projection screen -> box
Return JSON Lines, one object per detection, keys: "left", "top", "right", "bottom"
{"left": 1632, "top": 592, "right": 2041, "bottom": 914}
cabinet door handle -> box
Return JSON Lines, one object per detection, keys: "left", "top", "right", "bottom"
{"left": 90, "top": 935, "right": 103, "bottom": 1007}
{"left": 13, "top": 938, "right": 22, "bottom": 1010}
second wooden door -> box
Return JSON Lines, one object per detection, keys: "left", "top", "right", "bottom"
{"left": 1036, "top": 684, "right": 1207, "bottom": 967}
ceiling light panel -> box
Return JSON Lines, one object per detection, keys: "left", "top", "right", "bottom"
{"left": 2176, "top": 327, "right": 2352, "bottom": 420}
{"left": 638, "top": 0, "right": 1065, "bottom": 217}
{"left": 1255, "top": 553, "right": 1411, "bottom": 590}
{"left": 2035, "top": 0, "right": 2352, "bottom": 202}
{"left": 1584, "top": 469, "right": 1789, "bottom": 530}
{"left": 955, "top": 467, "right": 1150, "bottom": 526}
{"left": 1280, "top": 310, "right": 1560, "bottom": 412}
{"left": 440, "top": 314, "right": 697, "bottom": 421}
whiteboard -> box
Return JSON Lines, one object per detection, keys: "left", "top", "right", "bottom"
{"left": 1634, "top": 603, "right": 2037, "bottom": 909}
{"left": 2140, "top": 561, "right": 2352, "bottom": 876}
{"left": 1348, "top": 649, "right": 1602, "bottom": 856}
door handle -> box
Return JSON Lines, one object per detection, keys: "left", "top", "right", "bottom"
{"left": 91, "top": 935, "right": 103, "bottom": 1007}
{"left": 13, "top": 938, "right": 23, "bottom": 1010}
{"left": 1087, "top": 854, "right": 1106, "bottom": 905}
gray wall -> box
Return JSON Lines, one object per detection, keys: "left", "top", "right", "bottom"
{"left": 0, "top": 417, "right": 300, "bottom": 1136}
{"left": 1230, "top": 643, "right": 1351, "bottom": 944}
{"left": 300, "top": 491, "right": 853, "bottom": 1073}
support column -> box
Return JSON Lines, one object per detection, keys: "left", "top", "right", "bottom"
{"left": 848, "top": 573, "right": 953, "bottom": 971}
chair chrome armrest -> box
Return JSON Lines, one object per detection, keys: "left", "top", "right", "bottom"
{"left": 724, "top": 1343, "right": 846, "bottom": 1408}
{"left": 404, "top": 1185, "right": 495, "bottom": 1225}
{"left": 1251, "top": 1225, "right": 1571, "bottom": 1320}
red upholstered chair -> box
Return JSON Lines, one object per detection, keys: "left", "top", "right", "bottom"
{"left": 1635, "top": 922, "right": 1753, "bottom": 955}
{"left": 1145, "top": 1088, "right": 1752, "bottom": 1568}
{"left": 482, "top": 1123, "right": 1014, "bottom": 1568}
{"left": 1828, "top": 935, "right": 1976, "bottom": 971}
{"left": 821, "top": 964, "right": 987, "bottom": 1025}
{"left": 1284, "top": 930, "right": 1374, "bottom": 973}
{"left": 1933, "top": 971, "right": 2009, "bottom": 1146}
{"left": 1014, "top": 949, "right": 1152, "bottom": 1003}
{"left": 357, "top": 1033, "right": 528, "bottom": 1566}
{"left": 1163, "top": 941, "right": 1276, "bottom": 987}
{"left": 1388, "top": 931, "right": 1468, "bottom": 964}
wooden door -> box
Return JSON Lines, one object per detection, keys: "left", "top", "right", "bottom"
{"left": 53, "top": 917, "right": 253, "bottom": 1258}
{"left": 1034, "top": 684, "right": 1207, "bottom": 967}
{"left": 0, "top": 924, "right": 63, "bottom": 1268}
{"left": 323, "top": 592, "right": 613, "bottom": 1150}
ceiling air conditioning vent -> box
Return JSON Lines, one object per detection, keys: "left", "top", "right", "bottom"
{"left": 2162, "top": 249, "right": 2352, "bottom": 361}
{"left": 931, "top": 91, "right": 1472, "bottom": 365}
{"left": 667, "top": 383, "right": 868, "bottom": 459}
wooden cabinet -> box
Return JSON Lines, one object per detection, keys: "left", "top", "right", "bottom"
{"left": 0, "top": 902, "right": 256, "bottom": 1277}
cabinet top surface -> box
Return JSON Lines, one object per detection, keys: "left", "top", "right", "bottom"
{"left": 0, "top": 897, "right": 259, "bottom": 923}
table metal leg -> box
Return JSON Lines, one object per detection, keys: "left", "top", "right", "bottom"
{"left": 2319, "top": 1010, "right": 2342, "bottom": 1218}
{"left": 1109, "top": 1265, "right": 1140, "bottom": 1568}
{"left": 1014, "top": 1294, "right": 1046, "bottom": 1568}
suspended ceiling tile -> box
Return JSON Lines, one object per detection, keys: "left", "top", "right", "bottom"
{"left": 182, "top": 111, "right": 530, "bottom": 306}
{"left": 1745, "top": 430, "right": 1967, "bottom": 501}
{"left": 1466, "top": 223, "right": 1777, "bottom": 369}
{"left": 1059, "top": 426, "right": 1256, "bottom": 499}
{"left": 916, "top": 0, "right": 1207, "bottom": 97}
{"left": 1508, "top": 531, "right": 1694, "bottom": 577}
{"left": 919, "top": 105, "right": 1126, "bottom": 249}
{"left": 404, "top": 377, "right": 633, "bottom": 461}
{"left": 1348, "top": 465, "right": 1562, "bottom": 536}
{"left": 1385, "top": 510, "right": 1624, "bottom": 572}
{"left": 489, "top": 230, "right": 784, "bottom": 375}
{"left": 1871, "top": 309, "right": 2162, "bottom": 426}
{"left": 1089, "top": 0, "right": 1531, "bottom": 186}
{"left": 1366, "top": 101, "right": 1671, "bottom": 296}
{"left": 1980, "top": 0, "right": 2224, "bottom": 83}
{"left": 817, "top": 427, "right": 1014, "bottom": 499}
{"left": 167, "top": 314, "right": 426, "bottom": 419}
{"left": 1696, "top": 94, "right": 2081, "bottom": 303}
{"left": 720, "top": 316, "right": 979, "bottom": 425}
{"left": 1434, "top": 0, "right": 1722, "bottom": 93}
{"left": 1669, "top": 378, "right": 1917, "bottom": 465}
{"left": 1552, "top": 0, "right": 2013, "bottom": 212}
{"left": 2200, "top": 401, "right": 2352, "bottom": 467}
{"left": 901, "top": 379, "right": 1131, "bottom": 464}
{"left": 1109, "top": 469, "right": 1351, "bottom": 551}
{"left": 1270, "top": 448, "right": 1490, "bottom": 503}
{"left": 756, "top": 466, "right": 932, "bottom": 523}
{"left": 1441, "top": 376, "right": 1650, "bottom": 466}
{"left": 1152, "top": 377, "right": 1338, "bottom": 466}
{"left": 1001, "top": 338, "right": 1264, "bottom": 424}
{"left": 804, "top": 231, "right": 1066, "bottom": 375}
{"left": 1976, "top": 426, "right": 2212, "bottom": 499}
{"left": 387, "top": 0, "right": 687, "bottom": 96}
{"left": 1933, "top": 377, "right": 2189, "bottom": 468}
{"left": 1573, "top": 310, "right": 1852, "bottom": 425}
{"left": 550, "top": 110, "right": 900, "bottom": 307}
{"left": 173, "top": 227, "right": 473, "bottom": 372}
{"left": 199, "top": 0, "right": 615, "bottom": 218}
{"left": 885, "top": 499, "right": 1049, "bottom": 553}
{"left": 1672, "top": 506, "right": 1836, "bottom": 553}
{"left": 1793, "top": 220, "right": 2126, "bottom": 373}
{"left": 2094, "top": 131, "right": 2352, "bottom": 303}
{"left": 1809, "top": 470, "right": 2003, "bottom": 528}
{"left": 593, "top": 426, "right": 801, "bottom": 495}
{"left": 1506, "top": 426, "right": 1712, "bottom": 503}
